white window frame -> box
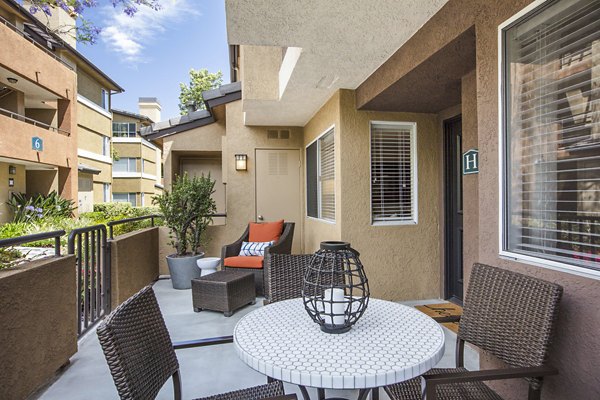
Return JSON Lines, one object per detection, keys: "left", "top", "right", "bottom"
{"left": 369, "top": 121, "right": 418, "bottom": 226}
{"left": 113, "top": 157, "right": 138, "bottom": 173}
{"left": 497, "top": 0, "right": 600, "bottom": 280}
{"left": 113, "top": 192, "right": 137, "bottom": 206}
{"left": 305, "top": 124, "right": 336, "bottom": 224}
{"left": 103, "top": 183, "right": 110, "bottom": 202}
{"left": 102, "top": 136, "right": 111, "bottom": 157}
{"left": 112, "top": 122, "right": 137, "bottom": 137}
{"left": 101, "top": 88, "right": 109, "bottom": 111}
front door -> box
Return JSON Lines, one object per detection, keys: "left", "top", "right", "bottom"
{"left": 255, "top": 149, "right": 302, "bottom": 253}
{"left": 444, "top": 116, "right": 464, "bottom": 303}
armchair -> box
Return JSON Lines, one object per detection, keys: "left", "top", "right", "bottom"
{"left": 97, "top": 285, "right": 296, "bottom": 400}
{"left": 384, "top": 263, "right": 563, "bottom": 400}
{"left": 221, "top": 222, "right": 295, "bottom": 296}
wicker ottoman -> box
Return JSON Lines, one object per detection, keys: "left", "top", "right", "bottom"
{"left": 192, "top": 270, "right": 256, "bottom": 317}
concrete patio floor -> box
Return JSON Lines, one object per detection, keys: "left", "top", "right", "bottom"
{"left": 37, "top": 279, "right": 478, "bottom": 400}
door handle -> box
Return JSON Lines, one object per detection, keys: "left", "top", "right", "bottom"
{"left": 257, "top": 215, "right": 264, "bottom": 221}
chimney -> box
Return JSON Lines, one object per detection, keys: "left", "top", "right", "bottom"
{"left": 24, "top": 1, "right": 77, "bottom": 48}
{"left": 186, "top": 101, "right": 196, "bottom": 115}
{"left": 138, "top": 97, "right": 161, "bottom": 123}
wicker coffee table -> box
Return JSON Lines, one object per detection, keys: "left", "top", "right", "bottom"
{"left": 192, "top": 270, "right": 256, "bottom": 317}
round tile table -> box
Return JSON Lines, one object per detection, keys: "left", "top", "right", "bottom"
{"left": 234, "top": 298, "right": 445, "bottom": 400}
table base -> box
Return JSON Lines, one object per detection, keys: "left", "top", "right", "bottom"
{"left": 297, "top": 385, "right": 379, "bottom": 400}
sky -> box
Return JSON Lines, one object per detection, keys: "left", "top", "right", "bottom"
{"left": 79, "top": 0, "right": 231, "bottom": 121}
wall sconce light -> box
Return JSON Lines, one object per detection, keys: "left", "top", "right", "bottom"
{"left": 7, "top": 77, "right": 18, "bottom": 84}
{"left": 8, "top": 165, "right": 16, "bottom": 175}
{"left": 8, "top": 178, "right": 14, "bottom": 187}
{"left": 235, "top": 154, "right": 248, "bottom": 171}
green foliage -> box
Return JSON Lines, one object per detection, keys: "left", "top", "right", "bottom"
{"left": 0, "top": 248, "right": 23, "bottom": 270}
{"left": 6, "top": 191, "right": 75, "bottom": 223}
{"left": 152, "top": 173, "right": 216, "bottom": 256}
{"left": 178, "top": 69, "right": 223, "bottom": 114}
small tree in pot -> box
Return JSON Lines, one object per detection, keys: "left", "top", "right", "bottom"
{"left": 153, "top": 173, "right": 216, "bottom": 289}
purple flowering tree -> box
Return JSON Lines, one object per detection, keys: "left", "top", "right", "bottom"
{"left": 26, "top": 0, "right": 161, "bottom": 44}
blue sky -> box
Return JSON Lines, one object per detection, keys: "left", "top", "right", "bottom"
{"left": 80, "top": 0, "right": 230, "bottom": 120}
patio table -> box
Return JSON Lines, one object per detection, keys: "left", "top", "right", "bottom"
{"left": 233, "top": 298, "right": 445, "bottom": 400}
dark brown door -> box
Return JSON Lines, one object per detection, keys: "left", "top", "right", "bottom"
{"left": 444, "top": 116, "right": 463, "bottom": 303}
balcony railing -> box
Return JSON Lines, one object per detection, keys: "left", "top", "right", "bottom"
{"left": 0, "top": 106, "right": 70, "bottom": 136}
{"left": 0, "top": 14, "right": 74, "bottom": 71}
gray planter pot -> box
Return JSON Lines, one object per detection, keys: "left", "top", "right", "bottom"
{"left": 166, "top": 253, "right": 205, "bottom": 289}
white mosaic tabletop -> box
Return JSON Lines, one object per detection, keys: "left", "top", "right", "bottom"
{"left": 234, "top": 298, "right": 445, "bottom": 389}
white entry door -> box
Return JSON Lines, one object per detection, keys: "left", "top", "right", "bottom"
{"left": 255, "top": 149, "right": 302, "bottom": 253}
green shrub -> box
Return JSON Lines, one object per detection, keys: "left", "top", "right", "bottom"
{"left": 0, "top": 222, "right": 28, "bottom": 240}
{"left": 6, "top": 191, "right": 75, "bottom": 223}
{"left": 0, "top": 248, "right": 23, "bottom": 270}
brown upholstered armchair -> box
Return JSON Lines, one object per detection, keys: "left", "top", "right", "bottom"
{"left": 384, "top": 263, "right": 563, "bottom": 400}
{"left": 221, "top": 222, "right": 295, "bottom": 296}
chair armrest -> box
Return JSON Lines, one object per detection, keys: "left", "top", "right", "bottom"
{"left": 265, "top": 223, "right": 295, "bottom": 256}
{"left": 173, "top": 335, "right": 233, "bottom": 350}
{"left": 221, "top": 226, "right": 250, "bottom": 261}
{"left": 431, "top": 315, "right": 461, "bottom": 323}
{"left": 422, "top": 366, "right": 557, "bottom": 399}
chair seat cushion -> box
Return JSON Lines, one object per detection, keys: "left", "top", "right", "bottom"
{"left": 224, "top": 256, "right": 264, "bottom": 269}
{"left": 249, "top": 220, "right": 284, "bottom": 242}
{"left": 384, "top": 368, "right": 503, "bottom": 400}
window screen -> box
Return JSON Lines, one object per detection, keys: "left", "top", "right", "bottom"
{"left": 502, "top": 0, "right": 600, "bottom": 270}
{"left": 306, "top": 128, "right": 335, "bottom": 221}
{"left": 370, "top": 122, "right": 417, "bottom": 224}
{"left": 306, "top": 141, "right": 318, "bottom": 218}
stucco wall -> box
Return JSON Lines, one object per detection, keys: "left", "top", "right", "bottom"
{"left": 0, "top": 162, "right": 26, "bottom": 223}
{"left": 110, "top": 227, "right": 159, "bottom": 308}
{"left": 26, "top": 169, "right": 59, "bottom": 196}
{"left": 77, "top": 69, "right": 104, "bottom": 107}
{"left": 0, "top": 255, "right": 77, "bottom": 400}
{"left": 357, "top": 0, "right": 600, "bottom": 398}
{"left": 337, "top": 89, "right": 441, "bottom": 301}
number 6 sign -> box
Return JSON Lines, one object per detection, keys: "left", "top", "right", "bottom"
{"left": 32, "top": 137, "right": 44, "bottom": 152}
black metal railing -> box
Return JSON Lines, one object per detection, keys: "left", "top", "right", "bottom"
{"left": 0, "top": 106, "right": 70, "bottom": 136}
{"left": 0, "top": 230, "right": 65, "bottom": 256}
{"left": 106, "top": 214, "right": 162, "bottom": 239}
{"left": 68, "top": 225, "right": 110, "bottom": 337}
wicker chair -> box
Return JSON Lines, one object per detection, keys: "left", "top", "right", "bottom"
{"left": 384, "top": 263, "right": 563, "bottom": 400}
{"left": 264, "top": 253, "right": 313, "bottom": 304}
{"left": 222, "top": 222, "right": 295, "bottom": 296}
{"left": 97, "top": 285, "right": 296, "bottom": 400}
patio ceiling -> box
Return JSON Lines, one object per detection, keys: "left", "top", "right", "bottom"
{"left": 225, "top": 0, "right": 449, "bottom": 126}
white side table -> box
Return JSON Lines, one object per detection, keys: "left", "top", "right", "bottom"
{"left": 196, "top": 257, "right": 221, "bottom": 276}
{"left": 234, "top": 298, "right": 445, "bottom": 400}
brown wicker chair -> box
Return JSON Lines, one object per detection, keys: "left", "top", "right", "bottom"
{"left": 384, "top": 263, "right": 563, "bottom": 400}
{"left": 264, "top": 253, "right": 313, "bottom": 304}
{"left": 97, "top": 285, "right": 296, "bottom": 400}
{"left": 221, "top": 222, "right": 295, "bottom": 296}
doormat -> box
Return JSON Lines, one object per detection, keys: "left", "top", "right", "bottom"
{"left": 415, "top": 303, "right": 462, "bottom": 334}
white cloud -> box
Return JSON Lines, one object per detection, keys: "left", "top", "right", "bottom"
{"left": 99, "top": 0, "right": 200, "bottom": 63}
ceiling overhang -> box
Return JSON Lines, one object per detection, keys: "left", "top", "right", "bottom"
{"left": 225, "top": 0, "right": 449, "bottom": 126}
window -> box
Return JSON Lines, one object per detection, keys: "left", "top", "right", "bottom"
{"left": 141, "top": 192, "right": 145, "bottom": 206}
{"left": 113, "top": 158, "right": 138, "bottom": 173}
{"left": 101, "top": 89, "right": 109, "bottom": 111}
{"left": 141, "top": 159, "right": 145, "bottom": 173}
{"left": 102, "top": 137, "right": 110, "bottom": 156}
{"left": 501, "top": 0, "right": 600, "bottom": 272}
{"left": 370, "top": 122, "right": 417, "bottom": 225}
{"left": 113, "top": 193, "right": 137, "bottom": 206}
{"left": 306, "top": 127, "right": 335, "bottom": 221}
{"left": 112, "top": 122, "right": 137, "bottom": 137}
{"left": 103, "top": 183, "right": 110, "bottom": 202}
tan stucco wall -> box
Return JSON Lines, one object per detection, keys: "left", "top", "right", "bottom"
{"left": 110, "top": 227, "right": 159, "bottom": 308}
{"left": 113, "top": 178, "right": 141, "bottom": 193}
{"left": 0, "top": 255, "right": 77, "bottom": 400}
{"left": 337, "top": 89, "right": 441, "bottom": 301}
{"left": 0, "top": 162, "right": 26, "bottom": 223}
{"left": 77, "top": 69, "right": 104, "bottom": 107}
{"left": 240, "top": 45, "right": 281, "bottom": 101}
{"left": 115, "top": 143, "right": 142, "bottom": 158}
{"left": 358, "top": 0, "right": 600, "bottom": 398}
{"left": 77, "top": 157, "right": 111, "bottom": 183}
{"left": 141, "top": 144, "right": 156, "bottom": 161}
{"left": 26, "top": 169, "right": 59, "bottom": 196}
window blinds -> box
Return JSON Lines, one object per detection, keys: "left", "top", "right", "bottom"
{"left": 319, "top": 129, "right": 336, "bottom": 221}
{"left": 370, "top": 123, "right": 416, "bottom": 224}
{"left": 504, "top": 0, "right": 600, "bottom": 270}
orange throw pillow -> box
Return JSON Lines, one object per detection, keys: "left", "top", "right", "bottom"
{"left": 249, "top": 219, "right": 284, "bottom": 242}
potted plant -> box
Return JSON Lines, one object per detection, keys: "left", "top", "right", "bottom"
{"left": 153, "top": 173, "right": 216, "bottom": 289}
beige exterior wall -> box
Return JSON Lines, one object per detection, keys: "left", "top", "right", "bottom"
{"left": 0, "top": 163, "right": 26, "bottom": 223}
{"left": 240, "top": 45, "right": 281, "bottom": 101}
{"left": 77, "top": 69, "right": 104, "bottom": 107}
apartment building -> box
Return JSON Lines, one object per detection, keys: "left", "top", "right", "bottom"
{"left": 111, "top": 98, "right": 163, "bottom": 207}
{"left": 0, "top": 0, "right": 79, "bottom": 223}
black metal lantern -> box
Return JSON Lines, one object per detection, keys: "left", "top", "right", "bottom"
{"left": 302, "top": 241, "right": 369, "bottom": 334}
